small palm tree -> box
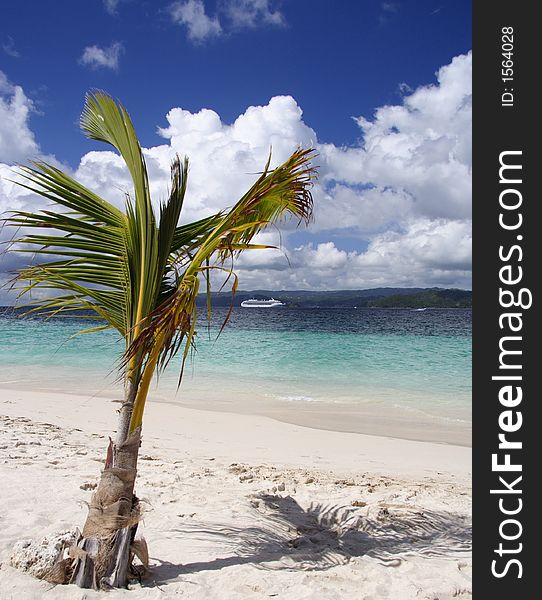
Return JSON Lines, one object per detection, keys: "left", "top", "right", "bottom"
{"left": 6, "top": 91, "right": 316, "bottom": 589}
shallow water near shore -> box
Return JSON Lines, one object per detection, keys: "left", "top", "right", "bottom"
{"left": 0, "top": 306, "right": 471, "bottom": 445}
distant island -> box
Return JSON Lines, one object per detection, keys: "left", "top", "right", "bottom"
{"left": 1, "top": 288, "right": 472, "bottom": 314}
{"left": 196, "top": 287, "right": 472, "bottom": 308}
{"left": 367, "top": 289, "right": 472, "bottom": 308}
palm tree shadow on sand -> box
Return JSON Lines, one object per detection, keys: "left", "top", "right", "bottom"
{"left": 147, "top": 493, "right": 471, "bottom": 585}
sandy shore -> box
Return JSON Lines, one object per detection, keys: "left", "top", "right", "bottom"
{"left": 0, "top": 387, "right": 472, "bottom": 599}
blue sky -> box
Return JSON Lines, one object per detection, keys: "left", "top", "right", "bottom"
{"left": 2, "top": 0, "right": 471, "bottom": 163}
{"left": 0, "top": 0, "right": 472, "bottom": 296}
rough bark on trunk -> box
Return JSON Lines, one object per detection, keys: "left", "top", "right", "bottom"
{"left": 116, "top": 378, "right": 138, "bottom": 448}
{"left": 70, "top": 421, "right": 142, "bottom": 589}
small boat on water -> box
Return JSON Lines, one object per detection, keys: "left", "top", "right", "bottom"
{"left": 240, "top": 298, "right": 285, "bottom": 308}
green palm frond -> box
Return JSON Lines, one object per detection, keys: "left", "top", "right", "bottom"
{"left": 7, "top": 162, "right": 132, "bottom": 334}
{"left": 80, "top": 92, "right": 160, "bottom": 348}
{"left": 125, "top": 148, "right": 317, "bottom": 431}
{"left": 13, "top": 161, "right": 126, "bottom": 226}
{"left": 129, "top": 148, "right": 316, "bottom": 360}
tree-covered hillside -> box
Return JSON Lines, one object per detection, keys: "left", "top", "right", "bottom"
{"left": 194, "top": 288, "right": 472, "bottom": 308}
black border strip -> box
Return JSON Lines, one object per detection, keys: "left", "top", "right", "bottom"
{"left": 473, "top": 2, "right": 537, "bottom": 596}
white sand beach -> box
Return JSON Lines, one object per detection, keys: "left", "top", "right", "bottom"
{"left": 0, "top": 387, "right": 472, "bottom": 599}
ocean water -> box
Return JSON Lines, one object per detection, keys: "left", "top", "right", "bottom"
{"left": 0, "top": 307, "right": 471, "bottom": 444}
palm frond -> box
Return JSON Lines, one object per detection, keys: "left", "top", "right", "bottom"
{"left": 13, "top": 162, "right": 125, "bottom": 226}
{"left": 157, "top": 156, "right": 188, "bottom": 277}
{"left": 81, "top": 91, "right": 162, "bottom": 353}
{"left": 8, "top": 201, "right": 131, "bottom": 334}
{"left": 125, "top": 148, "right": 317, "bottom": 431}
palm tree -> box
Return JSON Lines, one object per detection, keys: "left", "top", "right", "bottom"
{"left": 6, "top": 91, "right": 316, "bottom": 589}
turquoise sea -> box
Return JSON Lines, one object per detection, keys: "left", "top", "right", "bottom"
{"left": 0, "top": 307, "right": 471, "bottom": 445}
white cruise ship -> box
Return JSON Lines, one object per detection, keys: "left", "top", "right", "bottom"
{"left": 240, "top": 298, "right": 285, "bottom": 308}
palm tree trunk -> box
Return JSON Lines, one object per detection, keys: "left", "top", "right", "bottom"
{"left": 116, "top": 377, "right": 138, "bottom": 446}
{"left": 71, "top": 379, "right": 142, "bottom": 589}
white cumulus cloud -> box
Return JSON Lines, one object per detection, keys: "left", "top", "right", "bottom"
{"left": 170, "top": 0, "right": 222, "bottom": 42}
{"left": 79, "top": 42, "right": 123, "bottom": 70}
{"left": 319, "top": 52, "right": 472, "bottom": 223}
{"left": 170, "top": 0, "right": 284, "bottom": 43}
{"left": 222, "top": 0, "right": 285, "bottom": 29}
{"left": 0, "top": 71, "right": 39, "bottom": 164}
{"left": 0, "top": 72, "right": 67, "bottom": 294}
